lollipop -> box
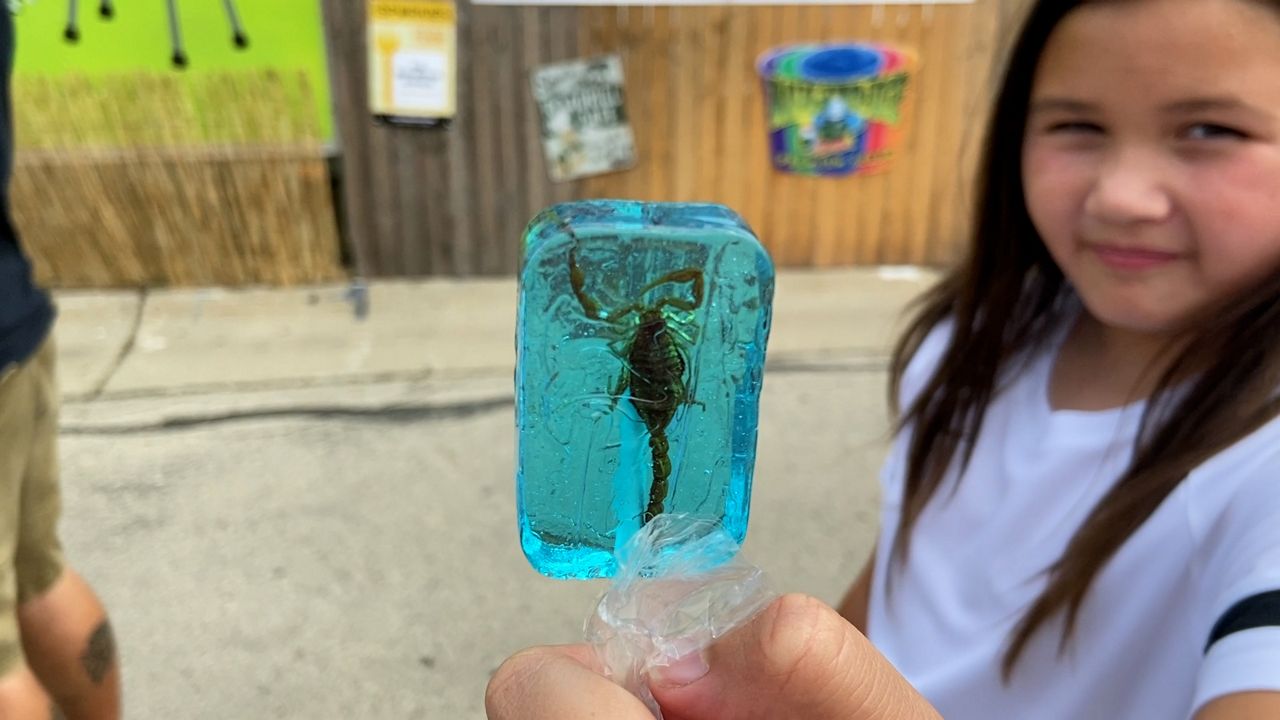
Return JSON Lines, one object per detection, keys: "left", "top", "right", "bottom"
{"left": 515, "top": 200, "right": 775, "bottom": 579}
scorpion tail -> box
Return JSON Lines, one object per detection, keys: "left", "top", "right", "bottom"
{"left": 643, "top": 432, "right": 671, "bottom": 523}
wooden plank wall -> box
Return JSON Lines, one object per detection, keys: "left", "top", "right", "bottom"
{"left": 323, "top": 0, "right": 1030, "bottom": 277}
{"left": 322, "top": 0, "right": 585, "bottom": 277}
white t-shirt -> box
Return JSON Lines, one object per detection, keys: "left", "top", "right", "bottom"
{"left": 866, "top": 320, "right": 1280, "bottom": 719}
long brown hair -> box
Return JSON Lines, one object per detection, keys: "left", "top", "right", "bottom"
{"left": 889, "top": 0, "right": 1280, "bottom": 681}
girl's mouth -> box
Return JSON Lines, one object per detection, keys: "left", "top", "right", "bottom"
{"left": 1088, "top": 244, "right": 1183, "bottom": 271}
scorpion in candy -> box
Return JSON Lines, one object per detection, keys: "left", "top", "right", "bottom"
{"left": 568, "top": 247, "right": 705, "bottom": 524}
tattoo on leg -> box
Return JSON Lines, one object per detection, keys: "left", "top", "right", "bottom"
{"left": 80, "top": 620, "right": 116, "bottom": 684}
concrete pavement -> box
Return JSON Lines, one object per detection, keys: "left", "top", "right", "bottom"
{"left": 53, "top": 267, "right": 933, "bottom": 404}
{"left": 48, "top": 267, "right": 937, "bottom": 719}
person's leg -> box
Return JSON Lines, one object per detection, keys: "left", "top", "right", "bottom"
{"left": 0, "top": 662, "right": 55, "bottom": 719}
{"left": 0, "top": 565, "right": 56, "bottom": 720}
{"left": 18, "top": 569, "right": 119, "bottom": 720}
{"left": 14, "top": 340, "right": 120, "bottom": 720}
{"left": 0, "top": 349, "right": 56, "bottom": 718}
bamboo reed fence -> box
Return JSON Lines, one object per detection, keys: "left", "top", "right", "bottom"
{"left": 11, "top": 70, "right": 343, "bottom": 287}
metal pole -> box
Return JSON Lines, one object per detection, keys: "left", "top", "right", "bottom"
{"left": 166, "top": 0, "right": 187, "bottom": 67}
{"left": 63, "top": 0, "right": 79, "bottom": 41}
{"left": 222, "top": 0, "right": 247, "bottom": 48}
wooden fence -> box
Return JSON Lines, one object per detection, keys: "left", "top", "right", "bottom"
{"left": 322, "top": 0, "right": 1031, "bottom": 278}
{"left": 14, "top": 146, "right": 342, "bottom": 287}
{"left": 13, "top": 70, "right": 344, "bottom": 288}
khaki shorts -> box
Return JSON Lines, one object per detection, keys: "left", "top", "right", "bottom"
{"left": 0, "top": 337, "right": 65, "bottom": 676}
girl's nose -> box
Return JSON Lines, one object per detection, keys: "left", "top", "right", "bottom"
{"left": 1082, "top": 149, "right": 1173, "bottom": 226}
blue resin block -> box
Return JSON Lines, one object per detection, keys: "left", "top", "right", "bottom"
{"left": 516, "top": 200, "right": 775, "bottom": 579}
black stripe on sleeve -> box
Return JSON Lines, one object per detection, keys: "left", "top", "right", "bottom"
{"left": 1205, "top": 590, "right": 1280, "bottom": 653}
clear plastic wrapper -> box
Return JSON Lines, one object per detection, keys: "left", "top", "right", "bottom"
{"left": 585, "top": 513, "right": 777, "bottom": 718}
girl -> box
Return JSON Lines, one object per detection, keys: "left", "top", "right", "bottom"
{"left": 488, "top": 0, "right": 1280, "bottom": 717}
{"left": 839, "top": 0, "right": 1280, "bottom": 717}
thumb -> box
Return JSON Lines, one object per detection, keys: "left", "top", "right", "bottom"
{"left": 649, "top": 594, "right": 940, "bottom": 720}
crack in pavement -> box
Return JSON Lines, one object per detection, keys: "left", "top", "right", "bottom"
{"left": 60, "top": 397, "right": 515, "bottom": 435}
{"left": 64, "top": 367, "right": 442, "bottom": 404}
{"left": 62, "top": 354, "right": 889, "bottom": 405}
{"left": 88, "top": 288, "right": 148, "bottom": 400}
{"left": 59, "top": 357, "right": 890, "bottom": 435}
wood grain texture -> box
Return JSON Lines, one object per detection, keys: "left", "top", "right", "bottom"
{"left": 324, "top": 0, "right": 1030, "bottom": 276}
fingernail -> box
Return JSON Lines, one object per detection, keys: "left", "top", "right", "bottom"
{"left": 652, "top": 651, "right": 709, "bottom": 688}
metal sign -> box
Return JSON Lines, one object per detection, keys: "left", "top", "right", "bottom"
{"left": 760, "top": 43, "right": 914, "bottom": 177}
{"left": 368, "top": 0, "right": 457, "bottom": 127}
{"left": 532, "top": 55, "right": 636, "bottom": 182}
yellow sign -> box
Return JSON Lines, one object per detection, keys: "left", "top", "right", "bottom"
{"left": 368, "top": 0, "right": 457, "bottom": 124}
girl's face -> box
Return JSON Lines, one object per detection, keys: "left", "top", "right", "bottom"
{"left": 1023, "top": 0, "right": 1280, "bottom": 338}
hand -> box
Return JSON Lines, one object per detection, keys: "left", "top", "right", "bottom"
{"left": 485, "top": 593, "right": 941, "bottom": 720}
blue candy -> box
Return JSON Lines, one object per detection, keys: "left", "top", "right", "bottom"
{"left": 516, "top": 200, "right": 775, "bottom": 579}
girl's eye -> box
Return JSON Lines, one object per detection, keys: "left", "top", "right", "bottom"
{"left": 1182, "top": 123, "right": 1248, "bottom": 141}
